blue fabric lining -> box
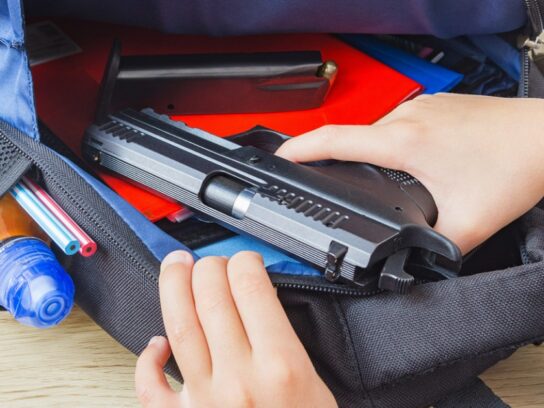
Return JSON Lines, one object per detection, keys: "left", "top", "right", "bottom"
{"left": 60, "top": 154, "right": 317, "bottom": 275}
{"left": 61, "top": 155, "right": 190, "bottom": 262}
{"left": 0, "top": 0, "right": 24, "bottom": 45}
{"left": 339, "top": 34, "right": 464, "bottom": 94}
{"left": 195, "top": 235, "right": 320, "bottom": 276}
{"left": 0, "top": 0, "right": 39, "bottom": 140}
{"left": 467, "top": 34, "right": 521, "bottom": 81}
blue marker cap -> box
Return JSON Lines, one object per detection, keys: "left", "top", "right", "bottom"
{"left": 0, "top": 238, "right": 75, "bottom": 328}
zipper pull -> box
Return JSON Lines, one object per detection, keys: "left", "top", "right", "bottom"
{"left": 523, "top": 31, "right": 544, "bottom": 72}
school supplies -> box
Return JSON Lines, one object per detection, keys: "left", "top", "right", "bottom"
{"left": 0, "top": 194, "right": 75, "bottom": 328}
{"left": 22, "top": 177, "right": 97, "bottom": 257}
{"left": 10, "top": 182, "right": 80, "bottom": 255}
{"left": 339, "top": 34, "right": 464, "bottom": 94}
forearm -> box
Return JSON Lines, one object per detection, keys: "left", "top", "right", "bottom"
{"left": 512, "top": 98, "right": 544, "bottom": 187}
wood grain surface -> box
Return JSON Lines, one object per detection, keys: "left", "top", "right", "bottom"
{"left": 0, "top": 307, "right": 542, "bottom": 407}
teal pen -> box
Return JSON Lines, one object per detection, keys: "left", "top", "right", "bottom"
{"left": 9, "top": 182, "right": 80, "bottom": 255}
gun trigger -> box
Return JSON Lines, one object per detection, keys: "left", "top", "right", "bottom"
{"left": 324, "top": 241, "right": 348, "bottom": 282}
{"left": 378, "top": 249, "right": 415, "bottom": 294}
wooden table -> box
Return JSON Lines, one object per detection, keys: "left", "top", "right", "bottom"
{"left": 1, "top": 307, "right": 543, "bottom": 407}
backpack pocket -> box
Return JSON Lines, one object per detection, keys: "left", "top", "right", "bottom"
{"left": 278, "top": 209, "right": 544, "bottom": 408}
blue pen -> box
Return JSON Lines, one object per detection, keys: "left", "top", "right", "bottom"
{"left": 9, "top": 183, "right": 80, "bottom": 255}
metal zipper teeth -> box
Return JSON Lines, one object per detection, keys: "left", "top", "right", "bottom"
{"left": 275, "top": 276, "right": 432, "bottom": 296}
{"left": 522, "top": 0, "right": 543, "bottom": 97}
{"left": 525, "top": 0, "right": 544, "bottom": 33}
{"left": 522, "top": 47, "right": 530, "bottom": 97}
{"left": 274, "top": 281, "right": 380, "bottom": 296}
{"left": 0, "top": 130, "right": 158, "bottom": 283}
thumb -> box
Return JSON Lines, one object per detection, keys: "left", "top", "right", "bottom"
{"left": 275, "top": 124, "right": 404, "bottom": 169}
{"left": 135, "top": 336, "right": 177, "bottom": 407}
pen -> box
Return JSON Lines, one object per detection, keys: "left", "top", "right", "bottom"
{"left": 10, "top": 182, "right": 80, "bottom": 256}
{"left": 22, "top": 177, "right": 97, "bottom": 257}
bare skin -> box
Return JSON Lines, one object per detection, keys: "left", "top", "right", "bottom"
{"left": 135, "top": 251, "right": 337, "bottom": 408}
{"left": 135, "top": 93, "right": 544, "bottom": 407}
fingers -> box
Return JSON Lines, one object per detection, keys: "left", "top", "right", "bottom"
{"left": 192, "top": 256, "right": 251, "bottom": 370}
{"left": 275, "top": 124, "right": 403, "bottom": 170}
{"left": 159, "top": 251, "right": 212, "bottom": 383}
{"left": 227, "top": 251, "right": 305, "bottom": 355}
{"left": 153, "top": 251, "right": 329, "bottom": 407}
{"left": 433, "top": 211, "right": 481, "bottom": 256}
{"left": 135, "top": 336, "right": 177, "bottom": 407}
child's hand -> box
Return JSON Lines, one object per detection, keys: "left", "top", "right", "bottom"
{"left": 276, "top": 93, "right": 544, "bottom": 254}
{"left": 135, "top": 251, "right": 337, "bottom": 408}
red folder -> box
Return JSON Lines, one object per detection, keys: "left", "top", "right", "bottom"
{"left": 31, "top": 19, "right": 423, "bottom": 222}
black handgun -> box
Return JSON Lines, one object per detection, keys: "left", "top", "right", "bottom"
{"left": 83, "top": 108, "right": 462, "bottom": 293}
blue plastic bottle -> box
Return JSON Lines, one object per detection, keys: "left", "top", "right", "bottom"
{"left": 0, "top": 194, "right": 74, "bottom": 328}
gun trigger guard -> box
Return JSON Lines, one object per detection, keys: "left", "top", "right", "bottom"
{"left": 378, "top": 249, "right": 415, "bottom": 294}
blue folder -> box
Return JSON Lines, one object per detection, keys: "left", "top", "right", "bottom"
{"left": 339, "top": 34, "right": 463, "bottom": 94}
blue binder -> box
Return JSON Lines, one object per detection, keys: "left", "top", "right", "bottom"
{"left": 339, "top": 34, "right": 463, "bottom": 94}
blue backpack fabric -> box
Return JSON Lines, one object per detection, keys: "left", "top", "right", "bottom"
{"left": 25, "top": 0, "right": 527, "bottom": 38}
{"left": 1, "top": 1, "right": 544, "bottom": 407}
{"left": 0, "top": 0, "right": 38, "bottom": 139}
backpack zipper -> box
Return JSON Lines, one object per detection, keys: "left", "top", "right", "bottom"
{"left": 275, "top": 282, "right": 375, "bottom": 295}
{"left": 521, "top": 0, "right": 544, "bottom": 96}
{"left": 272, "top": 275, "right": 432, "bottom": 296}
{"left": 521, "top": 47, "right": 530, "bottom": 97}
{"left": 0, "top": 127, "right": 158, "bottom": 284}
{"left": 524, "top": 0, "right": 544, "bottom": 33}
{"left": 270, "top": 273, "right": 380, "bottom": 296}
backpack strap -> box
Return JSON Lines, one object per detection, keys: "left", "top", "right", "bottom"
{"left": 521, "top": 0, "right": 544, "bottom": 97}
{"left": 434, "top": 378, "right": 510, "bottom": 408}
{"left": 0, "top": 124, "right": 32, "bottom": 197}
